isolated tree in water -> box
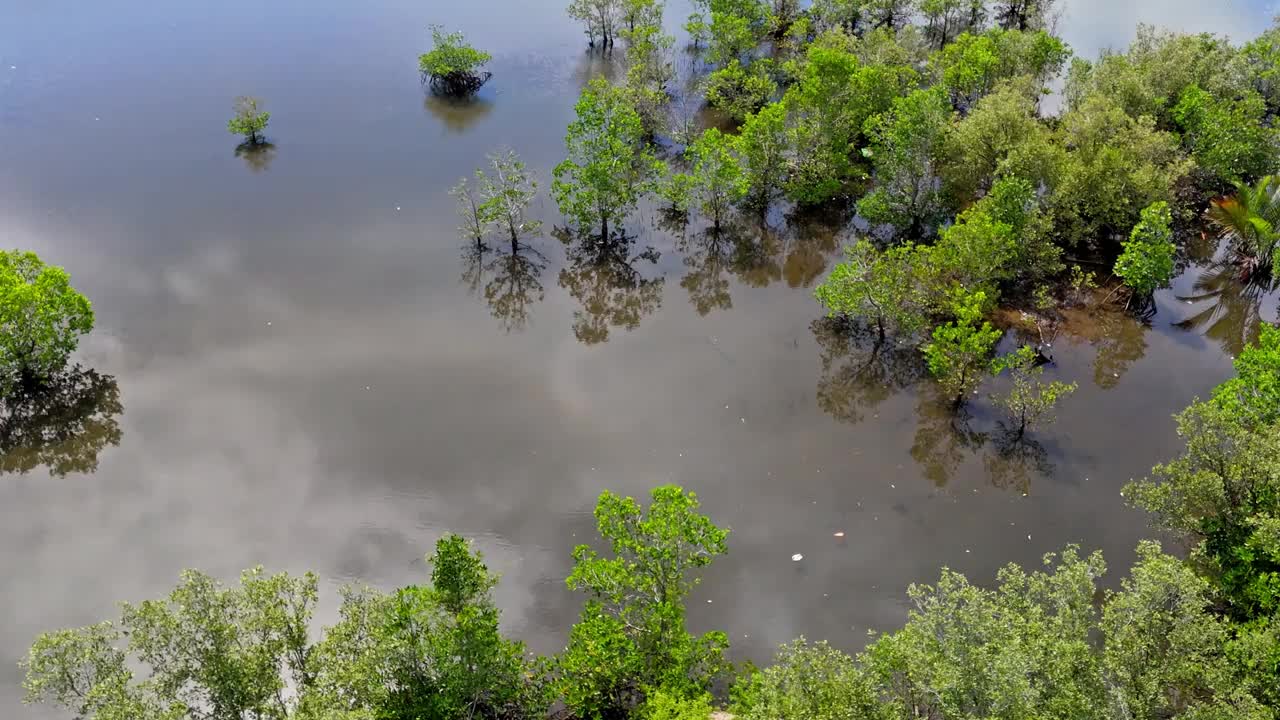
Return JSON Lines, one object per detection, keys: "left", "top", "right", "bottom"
{"left": 419, "top": 26, "right": 493, "bottom": 95}
{"left": 553, "top": 79, "right": 660, "bottom": 241}
{"left": 0, "top": 250, "right": 94, "bottom": 393}
{"left": 991, "top": 346, "right": 1077, "bottom": 439}
{"left": 477, "top": 150, "right": 542, "bottom": 246}
{"left": 226, "top": 96, "right": 269, "bottom": 144}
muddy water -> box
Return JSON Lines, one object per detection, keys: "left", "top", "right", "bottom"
{"left": 0, "top": 0, "right": 1276, "bottom": 716}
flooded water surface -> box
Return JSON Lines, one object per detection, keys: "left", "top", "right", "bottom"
{"left": 1, "top": 0, "right": 1277, "bottom": 716}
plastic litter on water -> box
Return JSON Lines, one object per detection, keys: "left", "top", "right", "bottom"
{"left": 791, "top": 553, "right": 804, "bottom": 562}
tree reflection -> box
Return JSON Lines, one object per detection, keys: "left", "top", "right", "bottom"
{"left": 234, "top": 141, "right": 277, "bottom": 173}
{"left": 571, "top": 47, "right": 624, "bottom": 90}
{"left": 679, "top": 229, "right": 734, "bottom": 316}
{"left": 1060, "top": 306, "right": 1149, "bottom": 389}
{"left": 781, "top": 232, "right": 839, "bottom": 289}
{"left": 460, "top": 240, "right": 492, "bottom": 298}
{"left": 812, "top": 318, "right": 924, "bottom": 425}
{"left": 424, "top": 94, "right": 495, "bottom": 134}
{"left": 0, "top": 365, "right": 123, "bottom": 477}
{"left": 460, "top": 239, "right": 547, "bottom": 333}
{"left": 557, "top": 228, "right": 664, "bottom": 345}
{"left": 982, "top": 425, "right": 1054, "bottom": 494}
{"left": 910, "top": 385, "right": 987, "bottom": 487}
{"left": 1175, "top": 261, "right": 1277, "bottom": 356}
{"left": 731, "top": 222, "right": 782, "bottom": 288}
{"left": 781, "top": 204, "right": 850, "bottom": 289}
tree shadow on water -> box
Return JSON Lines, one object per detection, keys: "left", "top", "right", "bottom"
{"left": 909, "top": 385, "right": 989, "bottom": 488}
{"left": 780, "top": 203, "right": 852, "bottom": 289}
{"left": 461, "top": 239, "right": 548, "bottom": 333}
{"left": 982, "top": 424, "right": 1056, "bottom": 494}
{"left": 234, "top": 140, "right": 277, "bottom": 173}
{"left": 1058, "top": 305, "right": 1149, "bottom": 390}
{"left": 678, "top": 227, "right": 735, "bottom": 317}
{"left": 555, "top": 226, "right": 664, "bottom": 345}
{"left": 1174, "top": 260, "right": 1278, "bottom": 357}
{"left": 571, "top": 46, "right": 625, "bottom": 90}
{"left": 730, "top": 221, "right": 783, "bottom": 288}
{"left": 1, "top": 365, "right": 123, "bottom": 477}
{"left": 812, "top": 317, "right": 925, "bottom": 426}
{"left": 424, "top": 93, "right": 495, "bottom": 134}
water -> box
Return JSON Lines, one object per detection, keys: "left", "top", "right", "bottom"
{"left": 0, "top": 0, "right": 1276, "bottom": 715}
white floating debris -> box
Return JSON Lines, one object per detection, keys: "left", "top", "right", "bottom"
{"left": 833, "top": 531, "right": 845, "bottom": 538}
{"left": 707, "top": 599, "right": 713, "bottom": 603}
{"left": 364, "top": 385, "right": 371, "bottom": 390}
{"left": 965, "top": 549, "right": 971, "bottom": 553}
{"left": 791, "top": 553, "right": 804, "bottom": 562}
{"left": 1027, "top": 535, "right": 1032, "bottom": 540}
{"left": 740, "top": 417, "right": 745, "bottom": 423}
{"left": 890, "top": 483, "right": 896, "bottom": 489}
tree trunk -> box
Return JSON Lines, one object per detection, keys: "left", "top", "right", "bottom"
{"left": 600, "top": 213, "right": 609, "bottom": 242}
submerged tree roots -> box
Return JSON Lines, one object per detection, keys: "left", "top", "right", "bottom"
{"left": 425, "top": 71, "right": 493, "bottom": 96}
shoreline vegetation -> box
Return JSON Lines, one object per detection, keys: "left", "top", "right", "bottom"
{"left": 19, "top": 323, "right": 1280, "bottom": 720}
{"left": 7, "top": 0, "right": 1280, "bottom": 717}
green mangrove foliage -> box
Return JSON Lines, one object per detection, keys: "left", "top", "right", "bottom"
{"left": 227, "top": 96, "right": 270, "bottom": 144}
{"left": 1113, "top": 201, "right": 1175, "bottom": 303}
{"left": 419, "top": 26, "right": 493, "bottom": 95}
{"left": 0, "top": 250, "right": 94, "bottom": 393}
{"left": 991, "top": 345, "right": 1077, "bottom": 437}
{"left": 734, "top": 544, "right": 1269, "bottom": 720}
{"left": 560, "top": 485, "right": 730, "bottom": 719}
{"left": 553, "top": 79, "right": 661, "bottom": 241}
